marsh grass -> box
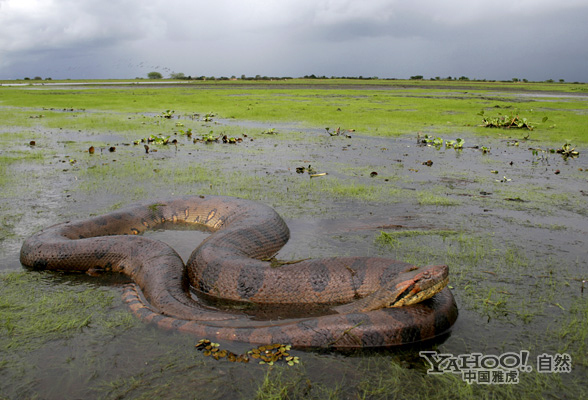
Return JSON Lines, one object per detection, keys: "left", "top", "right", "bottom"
{"left": 254, "top": 367, "right": 309, "bottom": 400}
{"left": 376, "top": 229, "right": 458, "bottom": 247}
{"left": 307, "top": 177, "right": 403, "bottom": 203}
{"left": 243, "top": 352, "right": 585, "bottom": 400}
{"left": 550, "top": 295, "right": 588, "bottom": 366}
{"left": 96, "top": 339, "right": 312, "bottom": 400}
{"left": 374, "top": 231, "right": 568, "bottom": 324}
{"left": 417, "top": 191, "right": 461, "bottom": 206}
{"left": 2, "top": 80, "right": 587, "bottom": 143}
{"left": 334, "top": 163, "right": 405, "bottom": 182}
{"left": 0, "top": 130, "right": 56, "bottom": 210}
{"left": 0, "top": 271, "right": 136, "bottom": 351}
{"left": 0, "top": 206, "right": 17, "bottom": 242}
{"left": 0, "top": 107, "right": 44, "bottom": 129}
{"left": 0, "top": 148, "right": 47, "bottom": 166}
{"left": 41, "top": 111, "right": 159, "bottom": 136}
{"left": 74, "top": 142, "right": 410, "bottom": 213}
{"left": 351, "top": 355, "right": 584, "bottom": 400}
{"left": 489, "top": 184, "right": 585, "bottom": 215}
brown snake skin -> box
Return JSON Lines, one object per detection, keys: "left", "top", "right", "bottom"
{"left": 20, "top": 195, "right": 458, "bottom": 348}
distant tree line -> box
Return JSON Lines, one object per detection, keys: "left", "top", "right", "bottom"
{"left": 22, "top": 76, "right": 52, "bottom": 81}
{"left": 147, "top": 71, "right": 163, "bottom": 79}
{"left": 302, "top": 74, "right": 380, "bottom": 80}
{"left": 151, "top": 72, "right": 295, "bottom": 81}
{"left": 12, "top": 73, "right": 579, "bottom": 84}
{"left": 144, "top": 71, "right": 578, "bottom": 84}
{"left": 410, "top": 75, "right": 572, "bottom": 83}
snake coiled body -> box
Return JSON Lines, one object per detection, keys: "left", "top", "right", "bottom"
{"left": 20, "top": 195, "right": 457, "bottom": 348}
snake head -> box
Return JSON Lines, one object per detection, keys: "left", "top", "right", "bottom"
{"left": 333, "top": 265, "right": 449, "bottom": 314}
{"left": 389, "top": 264, "right": 449, "bottom": 307}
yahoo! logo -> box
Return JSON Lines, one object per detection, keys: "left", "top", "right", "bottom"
{"left": 419, "top": 350, "right": 571, "bottom": 384}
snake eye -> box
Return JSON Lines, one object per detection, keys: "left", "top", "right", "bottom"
{"left": 422, "top": 271, "right": 431, "bottom": 279}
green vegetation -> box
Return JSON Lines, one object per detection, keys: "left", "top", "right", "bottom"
{"left": 0, "top": 271, "right": 136, "bottom": 350}
{"left": 551, "top": 295, "right": 587, "bottom": 366}
{"left": 1, "top": 79, "right": 587, "bottom": 143}
{"left": 556, "top": 141, "right": 580, "bottom": 159}
{"left": 376, "top": 229, "right": 458, "bottom": 247}
{"left": 195, "top": 340, "right": 300, "bottom": 366}
{"left": 417, "top": 191, "right": 461, "bottom": 206}
{"left": 147, "top": 71, "right": 163, "bottom": 80}
{"left": 478, "top": 109, "right": 548, "bottom": 131}
{"left": 248, "top": 353, "right": 585, "bottom": 400}
{"left": 374, "top": 229, "right": 585, "bottom": 343}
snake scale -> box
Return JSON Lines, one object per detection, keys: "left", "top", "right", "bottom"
{"left": 20, "top": 195, "right": 458, "bottom": 348}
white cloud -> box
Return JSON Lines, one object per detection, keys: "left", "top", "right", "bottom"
{"left": 310, "top": 0, "right": 396, "bottom": 25}
{"left": 0, "top": 0, "right": 162, "bottom": 52}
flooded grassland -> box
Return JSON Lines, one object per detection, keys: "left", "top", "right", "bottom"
{"left": 0, "top": 80, "right": 587, "bottom": 399}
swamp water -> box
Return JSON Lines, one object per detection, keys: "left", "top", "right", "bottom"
{"left": 1, "top": 105, "right": 587, "bottom": 399}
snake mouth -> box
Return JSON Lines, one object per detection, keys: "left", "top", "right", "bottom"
{"left": 390, "top": 284, "right": 417, "bottom": 307}
{"left": 391, "top": 276, "right": 449, "bottom": 307}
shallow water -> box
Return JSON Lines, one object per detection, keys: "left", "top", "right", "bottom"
{"left": 1, "top": 95, "right": 587, "bottom": 398}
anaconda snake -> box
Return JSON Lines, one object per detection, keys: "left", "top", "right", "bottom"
{"left": 20, "top": 195, "right": 457, "bottom": 348}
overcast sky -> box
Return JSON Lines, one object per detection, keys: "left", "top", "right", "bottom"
{"left": 1, "top": 0, "right": 587, "bottom": 81}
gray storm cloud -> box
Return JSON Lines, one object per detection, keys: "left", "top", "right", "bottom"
{"left": 1, "top": 0, "right": 587, "bottom": 81}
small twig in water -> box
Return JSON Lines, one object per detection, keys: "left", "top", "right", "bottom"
{"left": 329, "top": 322, "right": 363, "bottom": 346}
{"left": 261, "top": 257, "right": 310, "bottom": 268}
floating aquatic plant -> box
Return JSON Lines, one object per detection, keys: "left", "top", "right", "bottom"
{"left": 556, "top": 141, "right": 580, "bottom": 159}
{"left": 445, "top": 138, "right": 464, "bottom": 149}
{"left": 478, "top": 109, "right": 548, "bottom": 130}
{"left": 195, "top": 339, "right": 300, "bottom": 366}
{"left": 161, "top": 109, "right": 175, "bottom": 119}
